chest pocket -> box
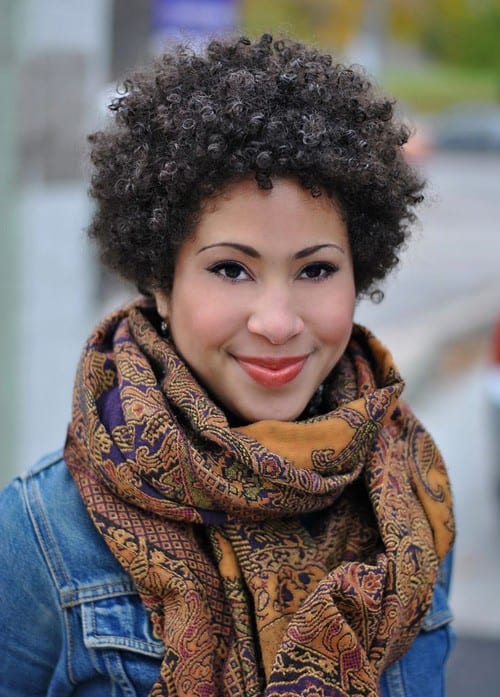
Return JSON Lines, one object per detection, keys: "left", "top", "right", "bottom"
{"left": 81, "top": 592, "right": 165, "bottom": 696}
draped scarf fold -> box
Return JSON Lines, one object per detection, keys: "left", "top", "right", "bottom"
{"left": 64, "top": 300, "right": 454, "bottom": 697}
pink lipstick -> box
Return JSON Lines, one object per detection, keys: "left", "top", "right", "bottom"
{"left": 235, "top": 355, "right": 308, "bottom": 388}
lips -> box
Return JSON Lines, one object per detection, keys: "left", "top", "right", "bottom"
{"left": 234, "top": 354, "right": 308, "bottom": 388}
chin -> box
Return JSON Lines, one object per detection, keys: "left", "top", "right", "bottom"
{"left": 236, "top": 401, "right": 306, "bottom": 425}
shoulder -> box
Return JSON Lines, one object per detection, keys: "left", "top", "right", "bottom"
{"left": 0, "top": 449, "right": 69, "bottom": 563}
{"left": 0, "top": 449, "right": 135, "bottom": 594}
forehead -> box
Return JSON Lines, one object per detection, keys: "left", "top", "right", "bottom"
{"left": 192, "top": 177, "right": 347, "bottom": 248}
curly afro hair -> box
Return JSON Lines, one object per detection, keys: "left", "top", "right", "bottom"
{"left": 88, "top": 33, "right": 424, "bottom": 297}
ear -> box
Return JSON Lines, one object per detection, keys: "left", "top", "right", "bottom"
{"left": 153, "top": 290, "right": 170, "bottom": 320}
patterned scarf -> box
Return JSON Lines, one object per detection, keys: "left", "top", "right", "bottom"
{"left": 65, "top": 300, "right": 454, "bottom": 697}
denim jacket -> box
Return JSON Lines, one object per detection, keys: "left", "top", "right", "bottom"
{"left": 0, "top": 450, "right": 455, "bottom": 696}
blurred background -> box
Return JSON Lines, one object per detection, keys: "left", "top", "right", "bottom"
{"left": 1, "top": 0, "right": 499, "bottom": 692}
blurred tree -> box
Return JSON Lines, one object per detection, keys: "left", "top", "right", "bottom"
{"left": 422, "top": 1, "right": 500, "bottom": 75}
{"left": 243, "top": 0, "right": 500, "bottom": 76}
{"left": 311, "top": 0, "right": 366, "bottom": 48}
{"left": 242, "top": 0, "right": 364, "bottom": 50}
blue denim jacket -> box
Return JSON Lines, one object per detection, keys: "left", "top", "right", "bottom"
{"left": 0, "top": 450, "right": 455, "bottom": 696}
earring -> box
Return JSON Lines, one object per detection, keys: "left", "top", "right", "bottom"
{"left": 160, "top": 319, "right": 169, "bottom": 337}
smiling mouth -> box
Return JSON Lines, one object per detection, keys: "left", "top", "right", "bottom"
{"left": 234, "top": 355, "right": 308, "bottom": 388}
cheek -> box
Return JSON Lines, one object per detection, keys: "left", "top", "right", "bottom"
{"left": 171, "top": 290, "right": 243, "bottom": 349}
{"left": 310, "top": 287, "right": 355, "bottom": 346}
{"left": 320, "top": 317, "right": 353, "bottom": 354}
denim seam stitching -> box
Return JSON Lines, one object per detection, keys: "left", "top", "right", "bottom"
{"left": 103, "top": 651, "right": 138, "bottom": 697}
{"left": 85, "top": 636, "right": 165, "bottom": 657}
{"left": 384, "top": 659, "right": 406, "bottom": 697}
{"left": 24, "top": 470, "right": 79, "bottom": 687}
{"left": 63, "top": 605, "right": 78, "bottom": 687}
{"left": 422, "top": 609, "right": 454, "bottom": 631}
{"left": 60, "top": 585, "right": 138, "bottom": 608}
{"left": 24, "top": 473, "right": 72, "bottom": 591}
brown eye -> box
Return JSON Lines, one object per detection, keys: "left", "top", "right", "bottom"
{"left": 299, "top": 262, "right": 337, "bottom": 280}
{"left": 208, "top": 261, "right": 251, "bottom": 281}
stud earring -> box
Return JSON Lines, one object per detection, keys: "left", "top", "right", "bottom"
{"left": 160, "top": 320, "right": 169, "bottom": 337}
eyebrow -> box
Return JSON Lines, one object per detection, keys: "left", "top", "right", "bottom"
{"left": 196, "top": 242, "right": 345, "bottom": 258}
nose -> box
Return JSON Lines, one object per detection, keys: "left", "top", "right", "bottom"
{"left": 247, "top": 287, "right": 304, "bottom": 345}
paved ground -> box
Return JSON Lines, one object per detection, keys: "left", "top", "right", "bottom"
{"left": 447, "top": 636, "right": 500, "bottom": 696}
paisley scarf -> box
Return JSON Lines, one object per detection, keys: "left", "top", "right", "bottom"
{"left": 64, "top": 300, "right": 454, "bottom": 697}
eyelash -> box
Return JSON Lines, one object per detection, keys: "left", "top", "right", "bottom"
{"left": 207, "top": 261, "right": 338, "bottom": 283}
{"left": 298, "top": 262, "right": 338, "bottom": 280}
{"left": 208, "top": 261, "right": 252, "bottom": 282}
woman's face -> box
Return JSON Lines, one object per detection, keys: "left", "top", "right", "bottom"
{"left": 154, "top": 178, "right": 356, "bottom": 423}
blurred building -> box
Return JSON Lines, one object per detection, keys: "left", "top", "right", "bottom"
{"left": 0, "top": 0, "right": 240, "bottom": 487}
{"left": 1, "top": 0, "right": 111, "bottom": 488}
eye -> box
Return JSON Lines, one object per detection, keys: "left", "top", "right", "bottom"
{"left": 298, "top": 262, "right": 338, "bottom": 280}
{"left": 208, "top": 261, "right": 252, "bottom": 282}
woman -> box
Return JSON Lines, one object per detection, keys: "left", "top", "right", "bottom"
{"left": 0, "top": 34, "right": 454, "bottom": 696}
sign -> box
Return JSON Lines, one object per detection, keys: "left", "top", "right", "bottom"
{"left": 152, "top": 0, "right": 240, "bottom": 49}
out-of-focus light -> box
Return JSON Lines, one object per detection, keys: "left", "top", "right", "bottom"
{"left": 151, "top": 0, "right": 240, "bottom": 52}
{"left": 491, "top": 318, "right": 500, "bottom": 367}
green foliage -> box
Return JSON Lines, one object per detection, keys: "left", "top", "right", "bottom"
{"left": 382, "top": 64, "right": 500, "bottom": 112}
{"left": 423, "top": 6, "right": 500, "bottom": 73}
{"left": 242, "top": 0, "right": 315, "bottom": 41}
{"left": 241, "top": 0, "right": 365, "bottom": 49}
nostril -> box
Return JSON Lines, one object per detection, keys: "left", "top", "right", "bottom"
{"left": 247, "top": 310, "right": 304, "bottom": 345}
{"left": 268, "top": 335, "right": 286, "bottom": 346}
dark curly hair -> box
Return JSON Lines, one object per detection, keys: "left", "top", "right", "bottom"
{"left": 88, "top": 33, "right": 424, "bottom": 297}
